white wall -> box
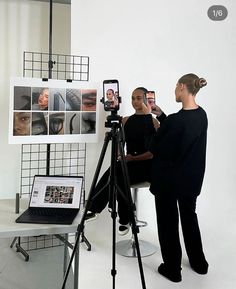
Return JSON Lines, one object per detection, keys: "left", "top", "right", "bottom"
{"left": 0, "top": 0, "right": 71, "bottom": 198}
{"left": 71, "top": 0, "right": 236, "bottom": 239}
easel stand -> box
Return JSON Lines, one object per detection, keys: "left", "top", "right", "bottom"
{"left": 61, "top": 113, "right": 146, "bottom": 289}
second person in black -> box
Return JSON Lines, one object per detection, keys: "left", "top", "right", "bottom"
{"left": 150, "top": 73, "right": 209, "bottom": 282}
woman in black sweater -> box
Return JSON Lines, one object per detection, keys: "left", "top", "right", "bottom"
{"left": 150, "top": 73, "right": 209, "bottom": 282}
{"left": 86, "top": 87, "right": 159, "bottom": 235}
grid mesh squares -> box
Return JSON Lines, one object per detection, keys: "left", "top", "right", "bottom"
{"left": 23, "top": 51, "right": 89, "bottom": 81}
{"left": 20, "top": 143, "right": 86, "bottom": 197}
{"left": 14, "top": 51, "right": 90, "bottom": 252}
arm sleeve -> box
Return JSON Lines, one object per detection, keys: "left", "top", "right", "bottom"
{"left": 156, "top": 112, "right": 167, "bottom": 123}
{"left": 149, "top": 114, "right": 180, "bottom": 159}
{"left": 144, "top": 114, "right": 157, "bottom": 151}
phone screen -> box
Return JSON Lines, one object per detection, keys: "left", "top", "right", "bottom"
{"left": 146, "top": 91, "right": 156, "bottom": 109}
{"left": 103, "top": 80, "right": 119, "bottom": 111}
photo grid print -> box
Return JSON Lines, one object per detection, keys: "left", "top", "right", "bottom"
{"left": 13, "top": 86, "right": 97, "bottom": 136}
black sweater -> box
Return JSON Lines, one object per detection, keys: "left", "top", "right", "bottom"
{"left": 124, "top": 114, "right": 156, "bottom": 155}
{"left": 150, "top": 107, "right": 208, "bottom": 196}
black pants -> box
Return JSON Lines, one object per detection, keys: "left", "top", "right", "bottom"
{"left": 154, "top": 190, "right": 207, "bottom": 271}
{"left": 88, "top": 159, "right": 152, "bottom": 224}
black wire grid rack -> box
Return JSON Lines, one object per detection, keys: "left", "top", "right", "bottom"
{"left": 20, "top": 143, "right": 86, "bottom": 196}
{"left": 23, "top": 51, "right": 89, "bottom": 81}
{"left": 17, "top": 51, "right": 89, "bottom": 251}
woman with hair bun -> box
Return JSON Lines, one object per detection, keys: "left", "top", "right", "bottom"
{"left": 149, "top": 73, "right": 209, "bottom": 282}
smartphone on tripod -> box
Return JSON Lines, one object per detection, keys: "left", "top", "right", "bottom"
{"left": 103, "top": 79, "right": 119, "bottom": 111}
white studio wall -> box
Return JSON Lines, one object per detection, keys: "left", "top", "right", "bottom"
{"left": 0, "top": 0, "right": 71, "bottom": 198}
{"left": 71, "top": 0, "right": 236, "bottom": 240}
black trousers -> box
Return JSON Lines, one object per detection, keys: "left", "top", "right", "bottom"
{"left": 88, "top": 159, "right": 152, "bottom": 224}
{"left": 154, "top": 190, "right": 207, "bottom": 271}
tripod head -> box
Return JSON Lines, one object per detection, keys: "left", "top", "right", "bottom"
{"left": 105, "top": 111, "right": 122, "bottom": 128}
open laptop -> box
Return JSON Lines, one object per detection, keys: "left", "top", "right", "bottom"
{"left": 15, "top": 175, "right": 83, "bottom": 225}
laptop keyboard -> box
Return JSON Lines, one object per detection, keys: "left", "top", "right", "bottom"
{"left": 16, "top": 206, "right": 79, "bottom": 224}
{"left": 29, "top": 208, "right": 76, "bottom": 217}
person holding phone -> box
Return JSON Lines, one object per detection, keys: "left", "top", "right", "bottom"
{"left": 86, "top": 87, "right": 159, "bottom": 235}
{"left": 149, "top": 73, "right": 208, "bottom": 282}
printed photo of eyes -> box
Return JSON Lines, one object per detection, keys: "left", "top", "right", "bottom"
{"left": 12, "top": 86, "right": 97, "bottom": 137}
{"left": 81, "top": 89, "right": 97, "bottom": 111}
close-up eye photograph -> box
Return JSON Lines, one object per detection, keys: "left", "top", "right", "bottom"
{"left": 81, "top": 89, "right": 97, "bottom": 112}
{"left": 31, "top": 112, "right": 48, "bottom": 135}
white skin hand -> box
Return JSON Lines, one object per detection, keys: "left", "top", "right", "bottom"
{"left": 142, "top": 101, "right": 163, "bottom": 117}
{"left": 141, "top": 102, "right": 152, "bottom": 114}
{"left": 150, "top": 104, "right": 163, "bottom": 117}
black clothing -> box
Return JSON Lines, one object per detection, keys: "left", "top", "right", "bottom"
{"left": 150, "top": 107, "right": 207, "bottom": 196}
{"left": 124, "top": 114, "right": 155, "bottom": 155}
{"left": 89, "top": 113, "right": 156, "bottom": 224}
{"left": 150, "top": 107, "right": 208, "bottom": 274}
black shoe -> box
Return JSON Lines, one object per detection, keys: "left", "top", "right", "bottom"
{"left": 85, "top": 211, "right": 99, "bottom": 222}
{"left": 158, "top": 263, "right": 182, "bottom": 282}
{"left": 190, "top": 260, "right": 209, "bottom": 274}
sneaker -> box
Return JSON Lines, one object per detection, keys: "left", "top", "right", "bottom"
{"left": 118, "top": 224, "right": 130, "bottom": 236}
{"left": 85, "top": 211, "right": 99, "bottom": 222}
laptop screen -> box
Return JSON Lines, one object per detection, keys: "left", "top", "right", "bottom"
{"left": 29, "top": 175, "right": 83, "bottom": 209}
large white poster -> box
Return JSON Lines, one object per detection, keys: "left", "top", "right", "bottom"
{"left": 9, "top": 77, "right": 100, "bottom": 144}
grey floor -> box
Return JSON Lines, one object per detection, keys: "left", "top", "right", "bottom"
{"left": 0, "top": 208, "right": 235, "bottom": 289}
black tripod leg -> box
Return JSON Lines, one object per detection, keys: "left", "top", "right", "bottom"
{"left": 108, "top": 127, "right": 119, "bottom": 289}
{"left": 61, "top": 132, "right": 111, "bottom": 289}
{"left": 108, "top": 124, "right": 146, "bottom": 289}
{"left": 117, "top": 134, "right": 146, "bottom": 289}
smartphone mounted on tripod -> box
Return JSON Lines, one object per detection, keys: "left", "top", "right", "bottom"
{"left": 102, "top": 79, "right": 120, "bottom": 112}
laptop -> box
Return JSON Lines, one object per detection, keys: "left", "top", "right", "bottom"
{"left": 15, "top": 175, "right": 83, "bottom": 225}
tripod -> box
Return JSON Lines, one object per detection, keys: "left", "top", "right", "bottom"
{"left": 61, "top": 112, "right": 146, "bottom": 289}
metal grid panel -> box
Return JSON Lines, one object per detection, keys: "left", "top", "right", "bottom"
{"left": 23, "top": 51, "right": 89, "bottom": 81}
{"left": 17, "top": 235, "right": 64, "bottom": 251}
{"left": 20, "top": 51, "right": 89, "bottom": 200}
{"left": 16, "top": 51, "right": 89, "bottom": 252}
{"left": 20, "top": 143, "right": 86, "bottom": 197}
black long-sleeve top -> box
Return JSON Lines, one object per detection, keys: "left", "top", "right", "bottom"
{"left": 150, "top": 107, "right": 208, "bottom": 196}
{"left": 124, "top": 113, "right": 156, "bottom": 155}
